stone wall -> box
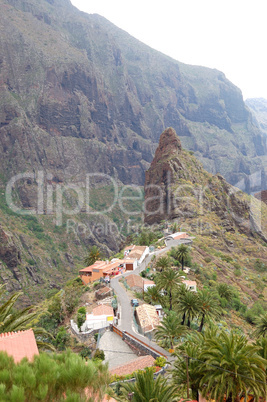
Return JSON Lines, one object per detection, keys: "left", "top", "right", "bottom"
{"left": 122, "top": 331, "right": 163, "bottom": 359}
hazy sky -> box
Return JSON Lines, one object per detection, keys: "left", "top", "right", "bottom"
{"left": 71, "top": 0, "right": 267, "bottom": 100}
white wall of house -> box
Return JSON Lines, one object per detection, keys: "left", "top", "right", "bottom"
{"left": 144, "top": 283, "right": 155, "bottom": 292}
{"left": 138, "top": 246, "right": 149, "bottom": 264}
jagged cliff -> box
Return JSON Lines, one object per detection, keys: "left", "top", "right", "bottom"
{"left": 0, "top": 0, "right": 266, "bottom": 193}
{"left": 1, "top": 0, "right": 267, "bottom": 298}
{"left": 246, "top": 98, "right": 267, "bottom": 138}
{"left": 144, "top": 128, "right": 267, "bottom": 242}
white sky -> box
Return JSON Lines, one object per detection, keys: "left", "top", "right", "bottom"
{"left": 71, "top": 0, "right": 267, "bottom": 100}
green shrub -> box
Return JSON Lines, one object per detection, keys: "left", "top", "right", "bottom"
{"left": 79, "top": 347, "right": 91, "bottom": 360}
{"left": 254, "top": 259, "right": 267, "bottom": 273}
{"left": 204, "top": 257, "right": 212, "bottom": 263}
{"left": 94, "top": 349, "right": 105, "bottom": 361}
{"left": 154, "top": 356, "right": 166, "bottom": 368}
{"left": 55, "top": 326, "right": 70, "bottom": 350}
{"left": 77, "top": 307, "right": 86, "bottom": 315}
{"left": 234, "top": 269, "right": 242, "bottom": 277}
{"left": 220, "top": 254, "right": 233, "bottom": 263}
{"left": 245, "top": 301, "right": 265, "bottom": 324}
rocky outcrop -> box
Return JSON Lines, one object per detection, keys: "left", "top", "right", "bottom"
{"left": 0, "top": 0, "right": 266, "bottom": 192}
{"left": 0, "top": 225, "right": 20, "bottom": 268}
{"left": 144, "top": 128, "right": 264, "bottom": 239}
{"left": 246, "top": 98, "right": 267, "bottom": 137}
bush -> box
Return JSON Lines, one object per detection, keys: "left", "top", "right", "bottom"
{"left": 77, "top": 308, "right": 86, "bottom": 332}
{"left": 77, "top": 307, "right": 86, "bottom": 315}
{"left": 245, "top": 301, "right": 265, "bottom": 324}
{"left": 55, "top": 326, "right": 70, "bottom": 350}
{"left": 220, "top": 254, "right": 233, "bottom": 263}
{"left": 79, "top": 347, "right": 92, "bottom": 360}
{"left": 234, "top": 269, "right": 242, "bottom": 277}
{"left": 94, "top": 349, "right": 105, "bottom": 361}
{"left": 254, "top": 259, "right": 267, "bottom": 273}
{"left": 204, "top": 257, "right": 212, "bottom": 263}
{"left": 154, "top": 356, "right": 166, "bottom": 368}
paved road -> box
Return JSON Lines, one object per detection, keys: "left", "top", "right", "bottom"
{"left": 98, "top": 331, "right": 137, "bottom": 369}
{"left": 110, "top": 247, "right": 176, "bottom": 360}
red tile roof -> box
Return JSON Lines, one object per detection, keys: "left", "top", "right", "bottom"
{"left": 92, "top": 304, "right": 114, "bottom": 317}
{"left": 96, "top": 286, "right": 111, "bottom": 295}
{"left": 79, "top": 259, "right": 124, "bottom": 274}
{"left": 125, "top": 274, "right": 144, "bottom": 289}
{"left": 0, "top": 329, "right": 39, "bottom": 363}
{"left": 136, "top": 304, "right": 160, "bottom": 332}
{"left": 110, "top": 355, "right": 155, "bottom": 376}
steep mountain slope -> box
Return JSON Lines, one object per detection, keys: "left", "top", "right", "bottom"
{"left": 144, "top": 127, "right": 267, "bottom": 304}
{"left": 1, "top": 0, "right": 267, "bottom": 300}
{"left": 0, "top": 0, "right": 266, "bottom": 194}
{"left": 246, "top": 98, "right": 267, "bottom": 137}
{"left": 144, "top": 127, "right": 267, "bottom": 239}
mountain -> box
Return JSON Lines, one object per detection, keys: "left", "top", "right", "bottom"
{"left": 144, "top": 127, "right": 267, "bottom": 303}
{"left": 144, "top": 127, "right": 267, "bottom": 240}
{"left": 1, "top": 0, "right": 267, "bottom": 300}
{"left": 246, "top": 98, "right": 267, "bottom": 137}
{"left": 0, "top": 0, "right": 266, "bottom": 196}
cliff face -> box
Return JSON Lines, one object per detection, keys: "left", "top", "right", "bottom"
{"left": 246, "top": 98, "right": 267, "bottom": 137}
{"left": 0, "top": 0, "right": 266, "bottom": 193}
{"left": 1, "top": 0, "right": 267, "bottom": 298}
{"left": 144, "top": 128, "right": 267, "bottom": 242}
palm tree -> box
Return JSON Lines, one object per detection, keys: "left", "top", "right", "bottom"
{"left": 156, "top": 268, "right": 182, "bottom": 310}
{"left": 155, "top": 311, "right": 186, "bottom": 350}
{"left": 155, "top": 256, "right": 171, "bottom": 272}
{"left": 253, "top": 312, "right": 267, "bottom": 338}
{"left": 144, "top": 286, "right": 162, "bottom": 305}
{"left": 176, "top": 288, "right": 200, "bottom": 327}
{"left": 197, "top": 289, "right": 221, "bottom": 332}
{"left": 199, "top": 330, "right": 267, "bottom": 402}
{"left": 0, "top": 285, "right": 53, "bottom": 350}
{"left": 254, "top": 336, "right": 267, "bottom": 361}
{"left": 118, "top": 367, "right": 179, "bottom": 402}
{"left": 84, "top": 245, "right": 103, "bottom": 266}
{"left": 172, "top": 331, "right": 204, "bottom": 400}
{"left": 176, "top": 244, "right": 189, "bottom": 271}
{"left": 216, "top": 283, "right": 234, "bottom": 302}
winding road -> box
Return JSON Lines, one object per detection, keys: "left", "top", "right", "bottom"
{"left": 110, "top": 245, "right": 178, "bottom": 360}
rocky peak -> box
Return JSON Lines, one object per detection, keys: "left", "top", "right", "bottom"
{"left": 144, "top": 127, "right": 266, "bottom": 241}
{"left": 151, "top": 127, "right": 182, "bottom": 165}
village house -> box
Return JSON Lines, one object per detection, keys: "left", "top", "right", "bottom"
{"left": 182, "top": 279, "right": 197, "bottom": 291}
{"left": 95, "top": 286, "right": 112, "bottom": 300}
{"left": 165, "top": 232, "right": 192, "bottom": 245}
{"left": 125, "top": 274, "right": 155, "bottom": 293}
{"left": 0, "top": 329, "right": 39, "bottom": 363}
{"left": 79, "top": 259, "right": 125, "bottom": 284}
{"left": 124, "top": 245, "right": 149, "bottom": 266}
{"left": 80, "top": 304, "right": 114, "bottom": 332}
{"left": 135, "top": 303, "right": 160, "bottom": 334}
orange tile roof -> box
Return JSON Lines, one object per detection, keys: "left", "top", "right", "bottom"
{"left": 143, "top": 278, "right": 155, "bottom": 285}
{"left": 79, "top": 259, "right": 124, "bottom": 274}
{"left": 92, "top": 304, "right": 114, "bottom": 317}
{"left": 0, "top": 329, "right": 39, "bottom": 363}
{"left": 96, "top": 286, "right": 111, "bottom": 295}
{"left": 125, "top": 274, "right": 144, "bottom": 289}
{"left": 136, "top": 304, "right": 160, "bottom": 332}
{"left": 124, "top": 245, "right": 147, "bottom": 259}
{"left": 110, "top": 355, "right": 155, "bottom": 376}
{"left": 182, "top": 280, "right": 197, "bottom": 288}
